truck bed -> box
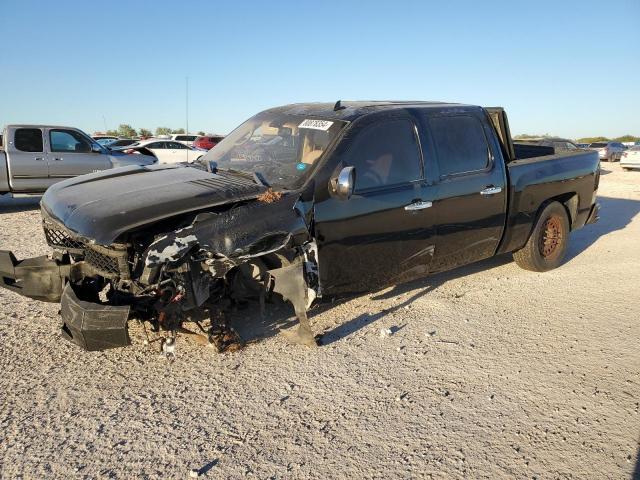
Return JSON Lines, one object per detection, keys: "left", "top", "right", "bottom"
{"left": 499, "top": 149, "right": 600, "bottom": 254}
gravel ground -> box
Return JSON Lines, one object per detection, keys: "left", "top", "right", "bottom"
{"left": 0, "top": 164, "right": 639, "bottom": 479}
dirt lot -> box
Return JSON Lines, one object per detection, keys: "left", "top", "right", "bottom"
{"left": 0, "top": 164, "right": 638, "bottom": 479}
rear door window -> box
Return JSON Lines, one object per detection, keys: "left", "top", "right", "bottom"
{"left": 15, "top": 128, "right": 44, "bottom": 152}
{"left": 346, "top": 118, "right": 422, "bottom": 191}
{"left": 429, "top": 115, "right": 490, "bottom": 177}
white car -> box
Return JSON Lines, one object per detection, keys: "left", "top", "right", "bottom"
{"left": 170, "top": 134, "right": 199, "bottom": 147}
{"left": 588, "top": 141, "right": 626, "bottom": 162}
{"left": 621, "top": 146, "right": 640, "bottom": 170}
{"left": 118, "top": 139, "right": 205, "bottom": 164}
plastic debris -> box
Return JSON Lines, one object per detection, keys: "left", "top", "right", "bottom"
{"left": 379, "top": 328, "right": 393, "bottom": 338}
{"left": 162, "top": 337, "right": 176, "bottom": 361}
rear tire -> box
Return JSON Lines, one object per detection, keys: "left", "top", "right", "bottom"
{"left": 513, "top": 201, "right": 570, "bottom": 272}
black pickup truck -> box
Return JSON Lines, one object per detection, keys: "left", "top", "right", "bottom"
{"left": 0, "top": 101, "right": 600, "bottom": 352}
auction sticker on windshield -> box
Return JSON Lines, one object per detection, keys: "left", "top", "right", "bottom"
{"left": 299, "top": 119, "right": 334, "bottom": 131}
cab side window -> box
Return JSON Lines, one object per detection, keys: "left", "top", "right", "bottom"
{"left": 346, "top": 119, "right": 422, "bottom": 191}
{"left": 429, "top": 115, "right": 490, "bottom": 177}
{"left": 15, "top": 128, "right": 44, "bottom": 152}
{"left": 50, "top": 129, "right": 92, "bottom": 153}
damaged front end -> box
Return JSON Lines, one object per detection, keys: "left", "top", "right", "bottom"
{"left": 2, "top": 193, "right": 320, "bottom": 353}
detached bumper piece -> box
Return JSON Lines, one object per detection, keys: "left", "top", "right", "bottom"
{"left": 60, "top": 284, "right": 131, "bottom": 351}
{"left": 585, "top": 202, "right": 600, "bottom": 225}
{"left": 0, "top": 250, "right": 66, "bottom": 302}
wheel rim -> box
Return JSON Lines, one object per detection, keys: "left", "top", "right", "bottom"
{"left": 539, "top": 215, "right": 563, "bottom": 259}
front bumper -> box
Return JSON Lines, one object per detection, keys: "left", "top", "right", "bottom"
{"left": 620, "top": 161, "right": 640, "bottom": 170}
{"left": 60, "top": 284, "right": 131, "bottom": 351}
{"left": 1, "top": 249, "right": 132, "bottom": 351}
{"left": 0, "top": 250, "right": 67, "bottom": 302}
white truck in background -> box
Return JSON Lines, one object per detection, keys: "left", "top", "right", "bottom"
{"left": 0, "top": 125, "right": 156, "bottom": 195}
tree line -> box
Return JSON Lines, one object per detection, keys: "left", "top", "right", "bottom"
{"left": 103, "top": 124, "right": 206, "bottom": 138}
{"left": 515, "top": 133, "right": 640, "bottom": 143}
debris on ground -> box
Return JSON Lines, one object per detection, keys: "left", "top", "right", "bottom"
{"left": 379, "top": 328, "right": 393, "bottom": 338}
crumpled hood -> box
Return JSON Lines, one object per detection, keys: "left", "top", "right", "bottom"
{"left": 41, "top": 164, "right": 267, "bottom": 245}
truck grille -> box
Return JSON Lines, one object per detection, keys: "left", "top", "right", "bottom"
{"left": 43, "top": 223, "right": 130, "bottom": 279}
{"left": 85, "top": 248, "right": 123, "bottom": 277}
{"left": 44, "top": 227, "right": 85, "bottom": 250}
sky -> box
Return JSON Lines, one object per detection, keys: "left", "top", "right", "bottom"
{"left": 1, "top": 0, "right": 638, "bottom": 139}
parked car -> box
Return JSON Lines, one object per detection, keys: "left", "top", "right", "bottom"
{"left": 115, "top": 139, "right": 205, "bottom": 164}
{"left": 621, "top": 145, "right": 640, "bottom": 170}
{"left": 0, "top": 101, "right": 600, "bottom": 353}
{"left": 0, "top": 125, "right": 156, "bottom": 195}
{"left": 588, "top": 141, "right": 626, "bottom": 162}
{"left": 193, "top": 135, "right": 225, "bottom": 150}
{"left": 514, "top": 137, "right": 580, "bottom": 151}
{"left": 170, "top": 134, "right": 198, "bottom": 147}
{"left": 92, "top": 135, "right": 119, "bottom": 146}
{"left": 107, "top": 139, "right": 139, "bottom": 149}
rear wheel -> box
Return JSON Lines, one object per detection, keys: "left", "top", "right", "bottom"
{"left": 513, "top": 201, "right": 570, "bottom": 272}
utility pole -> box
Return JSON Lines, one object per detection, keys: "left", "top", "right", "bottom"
{"left": 186, "top": 76, "right": 189, "bottom": 134}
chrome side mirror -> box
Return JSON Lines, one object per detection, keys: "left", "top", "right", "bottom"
{"left": 330, "top": 166, "right": 355, "bottom": 200}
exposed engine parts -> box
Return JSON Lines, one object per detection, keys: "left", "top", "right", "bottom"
{"left": 10, "top": 193, "right": 322, "bottom": 354}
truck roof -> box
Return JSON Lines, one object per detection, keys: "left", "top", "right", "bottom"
{"left": 263, "top": 101, "right": 480, "bottom": 122}
{"left": 5, "top": 124, "right": 83, "bottom": 130}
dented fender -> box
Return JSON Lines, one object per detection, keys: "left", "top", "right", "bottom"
{"left": 143, "top": 194, "right": 311, "bottom": 276}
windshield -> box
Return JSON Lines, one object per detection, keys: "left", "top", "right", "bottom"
{"left": 589, "top": 142, "right": 608, "bottom": 148}
{"left": 198, "top": 112, "right": 347, "bottom": 189}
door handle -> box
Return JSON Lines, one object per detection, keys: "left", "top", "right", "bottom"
{"left": 35, "top": 157, "right": 45, "bottom": 161}
{"left": 54, "top": 157, "right": 63, "bottom": 161}
{"left": 480, "top": 186, "right": 502, "bottom": 195}
{"left": 404, "top": 200, "right": 432, "bottom": 211}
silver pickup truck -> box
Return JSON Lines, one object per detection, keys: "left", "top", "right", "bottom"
{"left": 0, "top": 125, "right": 156, "bottom": 195}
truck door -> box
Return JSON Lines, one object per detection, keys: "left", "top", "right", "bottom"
{"left": 46, "top": 128, "right": 108, "bottom": 179}
{"left": 314, "top": 115, "right": 438, "bottom": 295}
{"left": 422, "top": 111, "right": 507, "bottom": 272}
{"left": 6, "top": 127, "right": 55, "bottom": 192}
